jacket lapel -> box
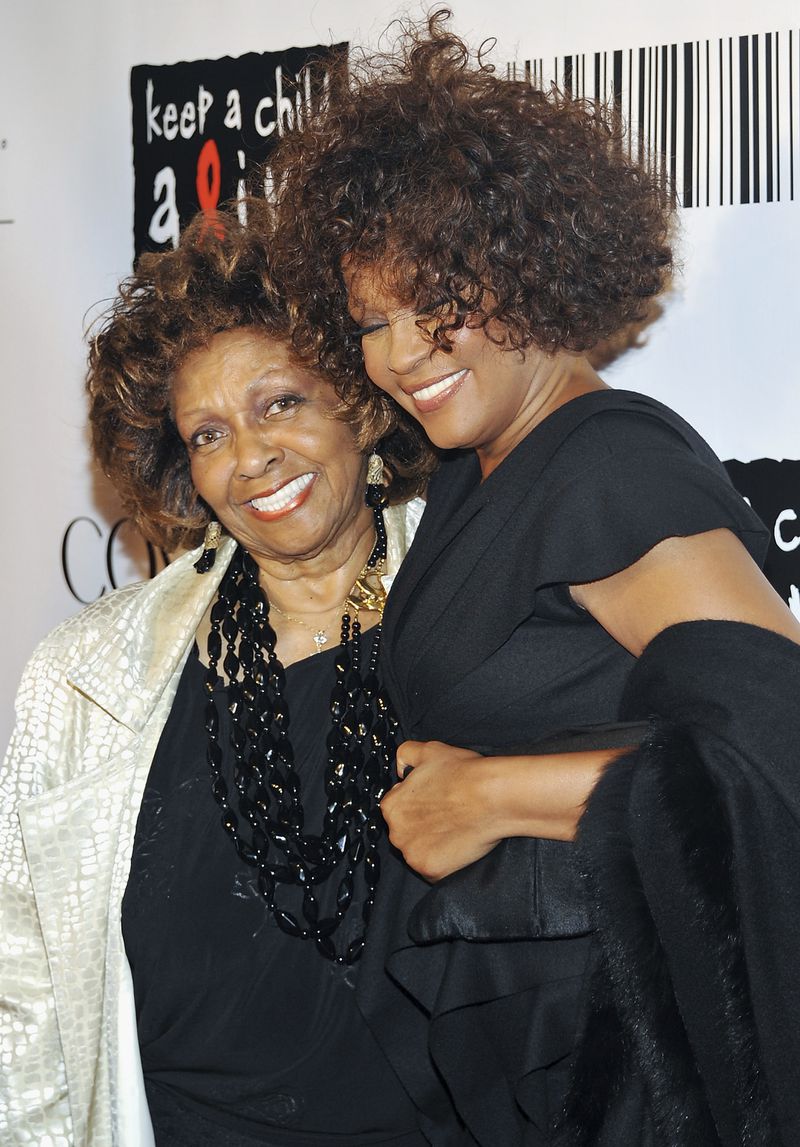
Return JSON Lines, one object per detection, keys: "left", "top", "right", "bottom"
{"left": 67, "top": 538, "right": 236, "bottom": 733}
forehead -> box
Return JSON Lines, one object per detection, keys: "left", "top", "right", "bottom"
{"left": 180, "top": 327, "right": 290, "bottom": 375}
{"left": 172, "top": 327, "right": 324, "bottom": 412}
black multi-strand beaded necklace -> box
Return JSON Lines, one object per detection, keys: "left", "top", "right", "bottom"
{"left": 202, "top": 504, "right": 397, "bottom": 965}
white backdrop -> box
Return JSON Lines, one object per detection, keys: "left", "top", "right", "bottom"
{"left": 1, "top": 0, "right": 798, "bottom": 749}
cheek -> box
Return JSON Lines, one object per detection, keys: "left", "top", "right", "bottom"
{"left": 327, "top": 441, "right": 367, "bottom": 492}
{"left": 189, "top": 455, "right": 225, "bottom": 506}
{"left": 187, "top": 455, "right": 203, "bottom": 493}
{"left": 360, "top": 342, "right": 391, "bottom": 390}
{"left": 449, "top": 324, "right": 486, "bottom": 362}
{"left": 310, "top": 429, "right": 366, "bottom": 496}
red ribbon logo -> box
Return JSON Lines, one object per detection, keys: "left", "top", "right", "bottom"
{"left": 196, "top": 138, "right": 225, "bottom": 238}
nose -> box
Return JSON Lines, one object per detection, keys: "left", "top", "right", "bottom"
{"left": 385, "top": 314, "right": 433, "bottom": 377}
{"left": 234, "top": 423, "right": 283, "bottom": 479}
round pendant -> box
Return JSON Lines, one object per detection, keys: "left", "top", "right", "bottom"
{"left": 313, "top": 631, "right": 328, "bottom": 652}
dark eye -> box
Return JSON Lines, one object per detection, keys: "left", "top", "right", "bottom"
{"left": 189, "top": 427, "right": 223, "bottom": 450}
{"left": 265, "top": 394, "right": 303, "bottom": 415}
{"left": 352, "top": 320, "right": 388, "bottom": 339}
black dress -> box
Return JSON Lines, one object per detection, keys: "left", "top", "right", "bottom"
{"left": 122, "top": 635, "right": 428, "bottom": 1147}
{"left": 369, "top": 390, "right": 769, "bottom": 1146}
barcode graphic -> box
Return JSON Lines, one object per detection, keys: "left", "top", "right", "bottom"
{"left": 509, "top": 30, "right": 800, "bottom": 206}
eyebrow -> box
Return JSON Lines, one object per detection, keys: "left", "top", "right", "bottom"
{"left": 175, "top": 368, "right": 299, "bottom": 422}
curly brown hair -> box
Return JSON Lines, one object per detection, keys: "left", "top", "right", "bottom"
{"left": 87, "top": 202, "right": 433, "bottom": 552}
{"left": 271, "top": 10, "right": 674, "bottom": 396}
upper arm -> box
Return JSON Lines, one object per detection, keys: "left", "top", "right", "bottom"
{"left": 571, "top": 527, "right": 800, "bottom": 656}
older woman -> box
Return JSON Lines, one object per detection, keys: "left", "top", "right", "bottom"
{"left": 272, "top": 14, "right": 800, "bottom": 1146}
{"left": 0, "top": 208, "right": 433, "bottom": 1146}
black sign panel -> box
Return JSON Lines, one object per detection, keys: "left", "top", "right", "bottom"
{"left": 131, "top": 44, "right": 343, "bottom": 258}
{"left": 725, "top": 458, "right": 800, "bottom": 615}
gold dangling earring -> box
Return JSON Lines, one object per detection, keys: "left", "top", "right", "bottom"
{"left": 363, "top": 452, "right": 388, "bottom": 580}
{"left": 194, "top": 520, "right": 222, "bottom": 573}
{"left": 365, "top": 453, "right": 385, "bottom": 508}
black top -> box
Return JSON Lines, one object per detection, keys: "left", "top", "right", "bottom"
{"left": 122, "top": 635, "right": 425, "bottom": 1147}
{"left": 368, "top": 389, "right": 769, "bottom": 1145}
{"left": 382, "top": 389, "right": 767, "bottom": 750}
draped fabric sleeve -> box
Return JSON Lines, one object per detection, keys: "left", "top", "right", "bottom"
{"left": 520, "top": 405, "right": 769, "bottom": 591}
{"left": 562, "top": 621, "right": 800, "bottom": 1146}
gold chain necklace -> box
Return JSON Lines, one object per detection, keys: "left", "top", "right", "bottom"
{"left": 268, "top": 598, "right": 348, "bottom": 653}
{"left": 266, "top": 543, "right": 387, "bottom": 655}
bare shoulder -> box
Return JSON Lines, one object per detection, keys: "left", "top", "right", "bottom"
{"left": 571, "top": 527, "right": 800, "bottom": 656}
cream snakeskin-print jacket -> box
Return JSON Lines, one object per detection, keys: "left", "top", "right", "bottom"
{"left": 0, "top": 501, "right": 422, "bottom": 1147}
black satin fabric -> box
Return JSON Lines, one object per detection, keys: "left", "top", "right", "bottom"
{"left": 409, "top": 725, "right": 648, "bottom": 946}
{"left": 143, "top": 1081, "right": 431, "bottom": 1147}
{"left": 362, "top": 390, "right": 769, "bottom": 1145}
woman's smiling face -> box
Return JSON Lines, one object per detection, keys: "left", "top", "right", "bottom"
{"left": 172, "top": 327, "right": 370, "bottom": 569}
{"left": 344, "top": 263, "right": 567, "bottom": 474}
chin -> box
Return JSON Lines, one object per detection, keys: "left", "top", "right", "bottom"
{"left": 423, "top": 421, "right": 477, "bottom": 452}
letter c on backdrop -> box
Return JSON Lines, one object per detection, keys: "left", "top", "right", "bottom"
{"left": 61, "top": 517, "right": 105, "bottom": 604}
{"left": 775, "top": 508, "right": 800, "bottom": 553}
{"left": 61, "top": 516, "right": 169, "bottom": 604}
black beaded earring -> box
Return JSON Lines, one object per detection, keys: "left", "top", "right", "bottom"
{"left": 194, "top": 520, "right": 222, "bottom": 574}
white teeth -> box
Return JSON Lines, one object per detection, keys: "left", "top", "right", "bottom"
{"left": 250, "top": 473, "right": 314, "bottom": 512}
{"left": 413, "top": 369, "right": 467, "bottom": 403}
